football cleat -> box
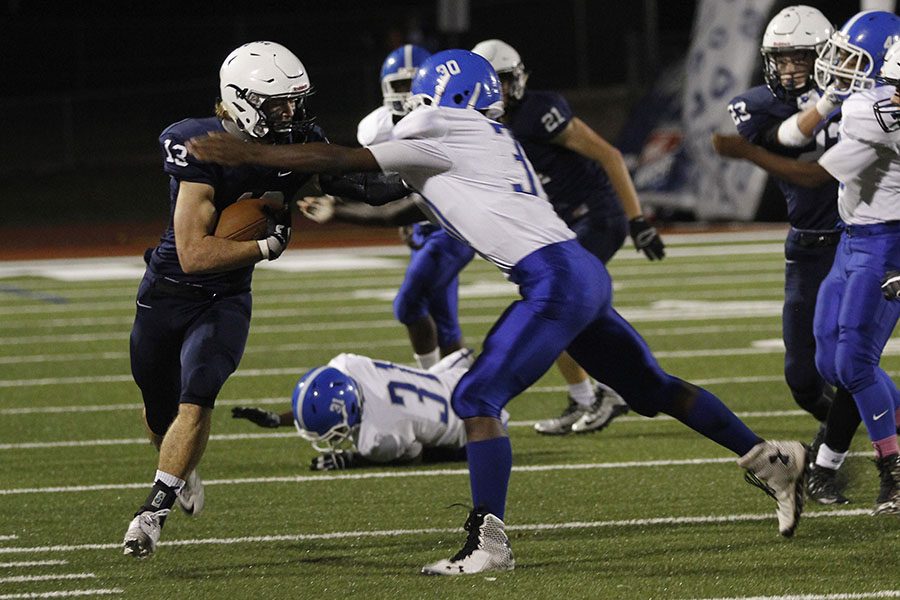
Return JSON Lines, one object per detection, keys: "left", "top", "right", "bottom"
{"left": 534, "top": 398, "right": 588, "bottom": 435}
{"left": 176, "top": 469, "right": 205, "bottom": 517}
{"left": 738, "top": 441, "right": 809, "bottom": 537}
{"left": 873, "top": 453, "right": 900, "bottom": 515}
{"left": 421, "top": 508, "right": 514, "bottom": 576}
{"left": 122, "top": 509, "right": 169, "bottom": 558}
{"left": 809, "top": 423, "right": 827, "bottom": 458}
{"left": 807, "top": 464, "right": 850, "bottom": 505}
{"left": 571, "top": 388, "right": 630, "bottom": 434}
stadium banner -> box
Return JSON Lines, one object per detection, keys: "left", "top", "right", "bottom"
{"left": 620, "top": 0, "right": 775, "bottom": 221}
{"left": 682, "top": 0, "right": 776, "bottom": 220}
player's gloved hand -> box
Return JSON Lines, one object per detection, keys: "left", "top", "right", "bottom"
{"left": 816, "top": 84, "right": 845, "bottom": 117}
{"left": 231, "top": 406, "right": 282, "bottom": 428}
{"left": 310, "top": 451, "right": 355, "bottom": 471}
{"left": 297, "top": 195, "right": 336, "bottom": 224}
{"left": 258, "top": 206, "right": 291, "bottom": 261}
{"left": 881, "top": 270, "right": 900, "bottom": 300}
{"left": 629, "top": 217, "right": 665, "bottom": 260}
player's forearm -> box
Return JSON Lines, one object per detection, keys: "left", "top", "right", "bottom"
{"left": 603, "top": 159, "right": 643, "bottom": 219}
{"left": 252, "top": 143, "right": 378, "bottom": 174}
{"left": 333, "top": 198, "right": 425, "bottom": 226}
{"left": 177, "top": 236, "right": 264, "bottom": 274}
{"left": 740, "top": 144, "right": 833, "bottom": 188}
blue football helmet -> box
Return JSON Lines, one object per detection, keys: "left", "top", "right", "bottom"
{"left": 408, "top": 49, "right": 504, "bottom": 119}
{"left": 814, "top": 10, "right": 900, "bottom": 98}
{"left": 380, "top": 44, "right": 432, "bottom": 116}
{"left": 291, "top": 366, "right": 362, "bottom": 452}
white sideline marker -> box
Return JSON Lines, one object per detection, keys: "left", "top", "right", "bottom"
{"left": 0, "top": 572, "right": 94, "bottom": 583}
{"left": 0, "top": 508, "right": 871, "bottom": 555}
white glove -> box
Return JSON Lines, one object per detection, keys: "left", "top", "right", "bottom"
{"left": 815, "top": 84, "right": 844, "bottom": 117}
{"left": 298, "top": 195, "right": 336, "bottom": 224}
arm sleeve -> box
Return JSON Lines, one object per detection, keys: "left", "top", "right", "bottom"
{"left": 319, "top": 172, "right": 413, "bottom": 205}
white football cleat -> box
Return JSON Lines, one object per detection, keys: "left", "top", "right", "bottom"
{"left": 422, "top": 509, "right": 514, "bottom": 576}
{"left": 122, "top": 509, "right": 169, "bottom": 558}
{"left": 533, "top": 398, "right": 587, "bottom": 435}
{"left": 738, "top": 440, "right": 809, "bottom": 537}
{"left": 176, "top": 469, "right": 205, "bottom": 517}
{"left": 571, "top": 388, "right": 630, "bottom": 434}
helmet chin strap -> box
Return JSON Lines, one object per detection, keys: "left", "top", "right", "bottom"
{"left": 221, "top": 118, "right": 255, "bottom": 141}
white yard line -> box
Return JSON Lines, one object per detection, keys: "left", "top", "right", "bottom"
{"left": 0, "top": 573, "right": 94, "bottom": 584}
{"left": 695, "top": 592, "right": 900, "bottom": 600}
{"left": 0, "top": 590, "right": 123, "bottom": 599}
{"left": 0, "top": 537, "right": 16, "bottom": 542}
{"left": 0, "top": 560, "right": 68, "bottom": 568}
{"left": 0, "top": 508, "right": 868, "bottom": 555}
{"left": 0, "top": 453, "right": 869, "bottom": 496}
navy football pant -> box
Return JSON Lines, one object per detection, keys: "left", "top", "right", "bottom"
{"left": 130, "top": 273, "right": 251, "bottom": 436}
{"left": 814, "top": 226, "right": 900, "bottom": 445}
{"left": 393, "top": 229, "right": 475, "bottom": 348}
{"left": 452, "top": 240, "right": 760, "bottom": 454}
{"left": 783, "top": 230, "right": 839, "bottom": 421}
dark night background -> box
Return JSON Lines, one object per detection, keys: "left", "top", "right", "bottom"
{"left": 0, "top": 0, "right": 862, "bottom": 228}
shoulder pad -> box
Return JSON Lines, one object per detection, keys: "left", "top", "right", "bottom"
{"left": 357, "top": 107, "right": 393, "bottom": 146}
{"left": 391, "top": 107, "right": 448, "bottom": 140}
{"left": 841, "top": 88, "right": 897, "bottom": 146}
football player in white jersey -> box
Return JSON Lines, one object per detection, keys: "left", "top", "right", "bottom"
{"left": 232, "top": 349, "right": 492, "bottom": 469}
{"left": 708, "top": 37, "right": 900, "bottom": 515}
{"left": 188, "top": 49, "right": 809, "bottom": 574}
{"left": 301, "top": 45, "right": 477, "bottom": 371}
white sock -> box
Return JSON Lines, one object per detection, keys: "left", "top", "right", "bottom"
{"left": 815, "top": 443, "right": 848, "bottom": 470}
{"left": 568, "top": 379, "right": 596, "bottom": 407}
{"left": 414, "top": 348, "right": 440, "bottom": 369}
{"left": 155, "top": 469, "right": 186, "bottom": 494}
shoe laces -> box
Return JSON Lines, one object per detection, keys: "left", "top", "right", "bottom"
{"left": 561, "top": 398, "right": 582, "bottom": 418}
{"left": 744, "top": 471, "right": 777, "bottom": 500}
{"left": 450, "top": 507, "right": 486, "bottom": 562}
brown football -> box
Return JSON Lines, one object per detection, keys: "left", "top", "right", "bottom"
{"left": 214, "top": 197, "right": 283, "bottom": 241}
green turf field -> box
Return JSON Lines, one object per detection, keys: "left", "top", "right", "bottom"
{"left": 1, "top": 230, "right": 898, "bottom": 600}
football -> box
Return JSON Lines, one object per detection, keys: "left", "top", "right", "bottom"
{"left": 214, "top": 197, "right": 284, "bottom": 241}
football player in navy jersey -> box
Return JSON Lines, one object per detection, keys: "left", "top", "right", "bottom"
{"left": 302, "top": 45, "right": 476, "bottom": 370}
{"left": 717, "top": 6, "right": 864, "bottom": 506}
{"left": 472, "top": 39, "right": 664, "bottom": 436}
{"left": 189, "top": 49, "right": 809, "bottom": 574}
{"left": 121, "top": 41, "right": 327, "bottom": 558}
{"left": 713, "top": 14, "right": 900, "bottom": 514}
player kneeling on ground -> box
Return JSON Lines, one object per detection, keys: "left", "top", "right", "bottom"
{"left": 233, "top": 349, "right": 507, "bottom": 470}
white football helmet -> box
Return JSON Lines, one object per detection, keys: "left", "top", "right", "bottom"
{"left": 471, "top": 39, "right": 528, "bottom": 101}
{"left": 760, "top": 5, "right": 833, "bottom": 100}
{"left": 219, "top": 41, "right": 314, "bottom": 142}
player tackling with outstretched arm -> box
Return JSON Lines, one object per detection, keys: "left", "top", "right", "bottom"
{"left": 188, "top": 49, "right": 809, "bottom": 574}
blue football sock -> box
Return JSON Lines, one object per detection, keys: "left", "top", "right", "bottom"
{"left": 466, "top": 436, "right": 512, "bottom": 520}
{"left": 671, "top": 383, "right": 762, "bottom": 456}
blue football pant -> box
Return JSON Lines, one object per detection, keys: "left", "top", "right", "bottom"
{"left": 393, "top": 229, "right": 475, "bottom": 348}
{"left": 814, "top": 228, "right": 900, "bottom": 444}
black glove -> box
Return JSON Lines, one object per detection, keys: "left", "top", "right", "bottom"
{"left": 310, "top": 451, "right": 356, "bottom": 471}
{"left": 259, "top": 206, "right": 291, "bottom": 260}
{"left": 231, "top": 406, "right": 281, "bottom": 428}
{"left": 629, "top": 217, "right": 665, "bottom": 261}
{"left": 882, "top": 270, "right": 900, "bottom": 300}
